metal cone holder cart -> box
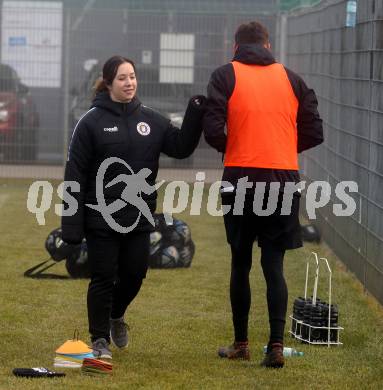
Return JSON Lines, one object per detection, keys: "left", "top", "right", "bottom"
{"left": 289, "top": 252, "right": 343, "bottom": 346}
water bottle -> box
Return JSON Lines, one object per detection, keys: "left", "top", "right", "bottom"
{"left": 263, "top": 346, "right": 304, "bottom": 357}
{"left": 345, "top": 0, "right": 357, "bottom": 27}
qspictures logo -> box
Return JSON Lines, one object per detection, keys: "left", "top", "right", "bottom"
{"left": 26, "top": 158, "right": 359, "bottom": 232}
{"left": 85, "top": 157, "right": 161, "bottom": 232}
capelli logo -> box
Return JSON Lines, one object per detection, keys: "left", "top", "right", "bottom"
{"left": 104, "top": 126, "right": 118, "bottom": 132}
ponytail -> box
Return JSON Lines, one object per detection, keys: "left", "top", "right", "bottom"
{"left": 93, "top": 77, "right": 108, "bottom": 97}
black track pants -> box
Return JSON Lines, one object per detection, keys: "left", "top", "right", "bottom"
{"left": 85, "top": 229, "right": 150, "bottom": 342}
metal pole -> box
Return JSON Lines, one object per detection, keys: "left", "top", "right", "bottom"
{"left": 312, "top": 252, "right": 319, "bottom": 305}
{"left": 320, "top": 257, "right": 332, "bottom": 347}
{"left": 223, "top": 15, "right": 229, "bottom": 65}
{"left": 364, "top": 0, "right": 375, "bottom": 294}
{"left": 304, "top": 261, "right": 309, "bottom": 299}
{"left": 279, "top": 13, "right": 288, "bottom": 65}
{"left": 62, "top": 8, "right": 71, "bottom": 170}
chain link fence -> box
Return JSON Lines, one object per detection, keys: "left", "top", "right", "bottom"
{"left": 285, "top": 0, "right": 383, "bottom": 304}
{"left": 0, "top": 0, "right": 277, "bottom": 170}
{"left": 0, "top": 0, "right": 382, "bottom": 304}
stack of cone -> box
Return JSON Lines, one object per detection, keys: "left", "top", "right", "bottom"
{"left": 81, "top": 358, "right": 112, "bottom": 376}
{"left": 54, "top": 335, "right": 94, "bottom": 368}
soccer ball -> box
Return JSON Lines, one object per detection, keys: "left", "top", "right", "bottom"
{"left": 150, "top": 231, "right": 162, "bottom": 255}
{"left": 45, "top": 228, "right": 81, "bottom": 262}
{"left": 160, "top": 245, "right": 180, "bottom": 268}
{"left": 65, "top": 240, "right": 91, "bottom": 278}
{"left": 168, "top": 228, "right": 184, "bottom": 248}
{"left": 173, "top": 219, "right": 191, "bottom": 244}
{"left": 178, "top": 241, "right": 195, "bottom": 268}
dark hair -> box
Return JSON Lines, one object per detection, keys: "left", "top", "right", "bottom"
{"left": 234, "top": 21, "right": 269, "bottom": 45}
{"left": 94, "top": 55, "right": 136, "bottom": 94}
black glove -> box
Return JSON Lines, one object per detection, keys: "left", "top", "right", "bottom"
{"left": 61, "top": 224, "right": 84, "bottom": 245}
{"left": 190, "top": 95, "right": 207, "bottom": 108}
{"left": 13, "top": 368, "right": 66, "bottom": 378}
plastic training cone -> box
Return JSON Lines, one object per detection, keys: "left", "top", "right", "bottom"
{"left": 55, "top": 330, "right": 92, "bottom": 355}
{"left": 82, "top": 358, "right": 112, "bottom": 376}
{"left": 56, "top": 339, "right": 92, "bottom": 354}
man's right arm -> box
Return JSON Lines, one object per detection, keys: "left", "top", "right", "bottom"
{"left": 203, "top": 64, "right": 235, "bottom": 153}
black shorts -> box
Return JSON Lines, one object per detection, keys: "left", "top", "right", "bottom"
{"left": 221, "top": 191, "right": 302, "bottom": 251}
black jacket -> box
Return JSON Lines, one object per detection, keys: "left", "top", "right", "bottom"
{"left": 62, "top": 92, "right": 206, "bottom": 244}
{"left": 203, "top": 44, "right": 323, "bottom": 188}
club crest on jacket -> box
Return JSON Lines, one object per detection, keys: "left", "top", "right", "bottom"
{"left": 137, "top": 122, "right": 150, "bottom": 136}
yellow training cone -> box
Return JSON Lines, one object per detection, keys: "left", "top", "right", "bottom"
{"left": 56, "top": 330, "right": 92, "bottom": 355}
{"left": 56, "top": 339, "right": 92, "bottom": 355}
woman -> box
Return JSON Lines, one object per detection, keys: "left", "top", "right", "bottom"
{"left": 61, "top": 55, "right": 205, "bottom": 359}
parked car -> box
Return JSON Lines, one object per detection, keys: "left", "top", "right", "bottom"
{"left": 0, "top": 63, "right": 39, "bottom": 162}
{"left": 69, "top": 59, "right": 101, "bottom": 135}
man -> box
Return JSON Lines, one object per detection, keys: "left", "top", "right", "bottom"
{"left": 203, "top": 21, "right": 323, "bottom": 368}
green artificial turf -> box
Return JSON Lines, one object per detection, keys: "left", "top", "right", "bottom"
{"left": 0, "top": 179, "right": 382, "bottom": 389}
